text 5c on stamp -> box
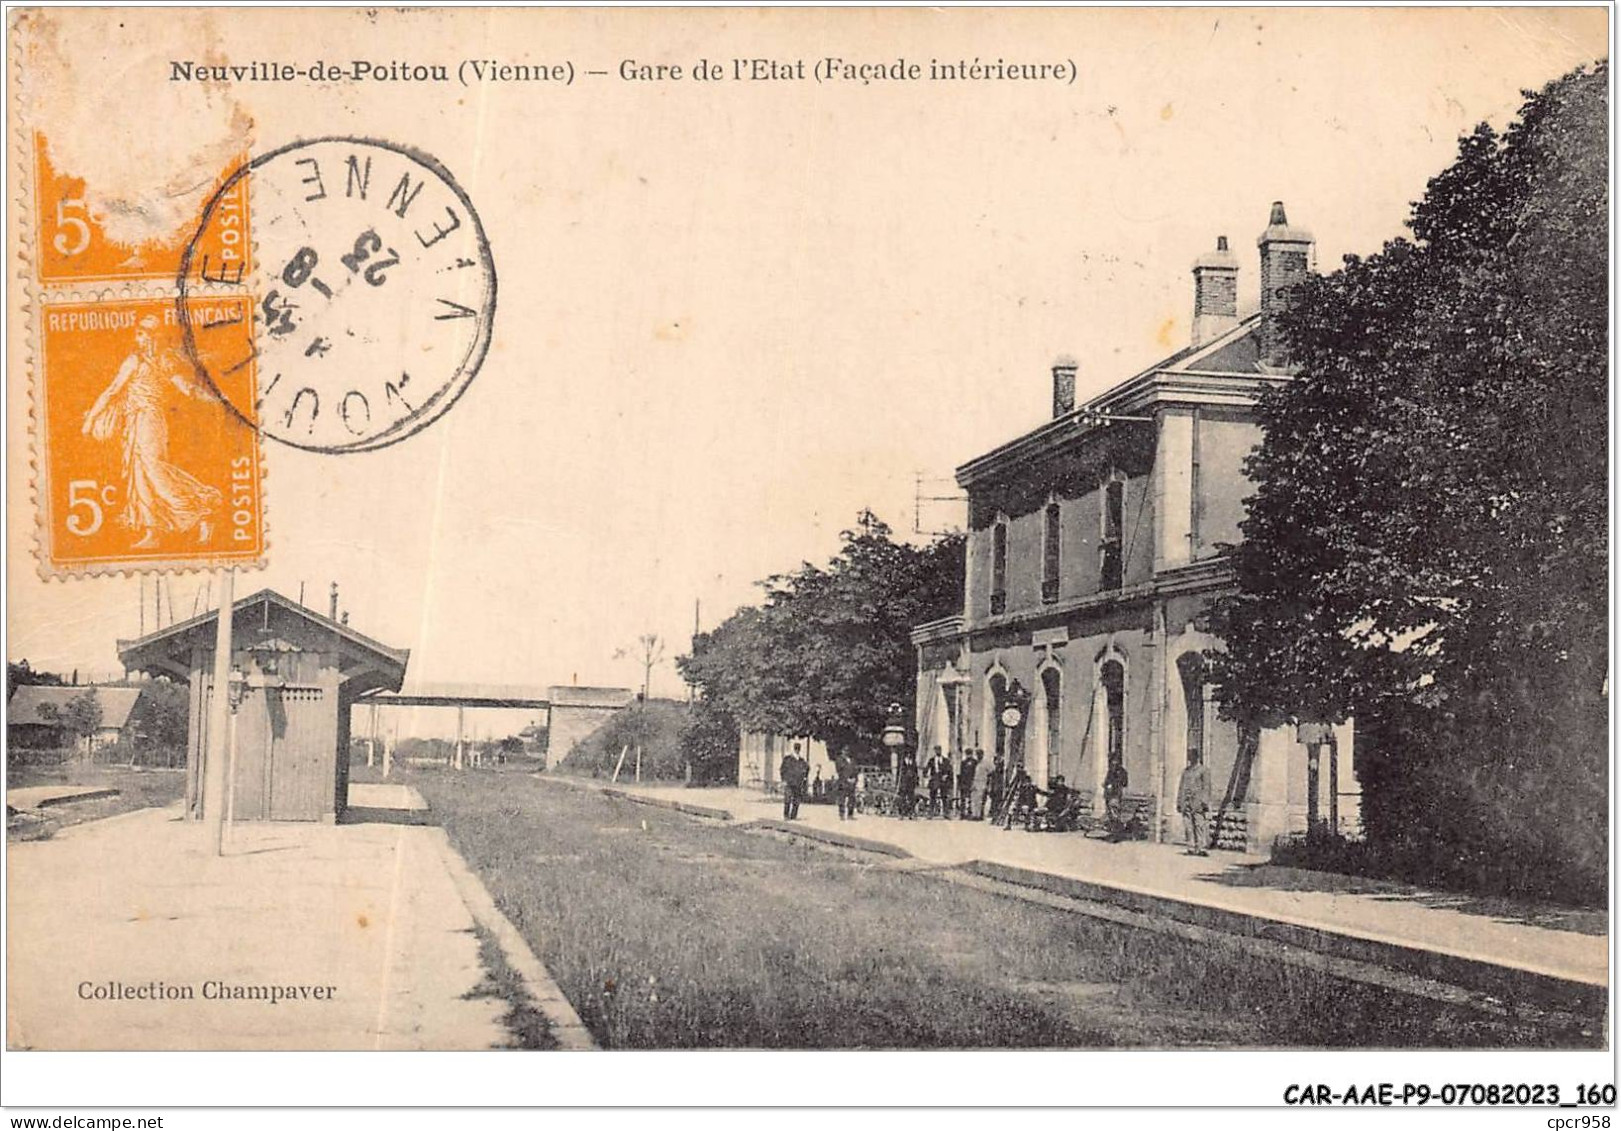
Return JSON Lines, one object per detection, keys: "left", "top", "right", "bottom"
{"left": 38, "top": 296, "right": 266, "bottom": 572}
{"left": 32, "top": 133, "right": 251, "bottom": 287}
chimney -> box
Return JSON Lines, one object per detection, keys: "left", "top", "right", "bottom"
{"left": 1257, "top": 201, "right": 1315, "bottom": 366}
{"left": 329, "top": 581, "right": 339, "bottom": 620}
{"left": 1191, "top": 236, "right": 1239, "bottom": 347}
{"left": 1051, "top": 355, "right": 1077, "bottom": 418}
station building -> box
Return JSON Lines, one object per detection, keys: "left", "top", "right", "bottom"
{"left": 911, "top": 204, "right": 1359, "bottom": 852}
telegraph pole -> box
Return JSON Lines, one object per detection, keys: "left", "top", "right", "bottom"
{"left": 202, "top": 567, "right": 235, "bottom": 856}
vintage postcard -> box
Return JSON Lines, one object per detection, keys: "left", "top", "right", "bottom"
{"left": 3, "top": 4, "right": 1612, "bottom": 1117}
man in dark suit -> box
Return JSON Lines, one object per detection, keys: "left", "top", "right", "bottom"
{"left": 956, "top": 750, "right": 980, "bottom": 818}
{"left": 895, "top": 753, "right": 920, "bottom": 818}
{"left": 835, "top": 749, "right": 860, "bottom": 821}
{"left": 780, "top": 742, "right": 809, "bottom": 820}
{"left": 924, "top": 747, "right": 952, "bottom": 818}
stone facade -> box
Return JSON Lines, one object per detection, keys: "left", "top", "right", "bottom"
{"left": 913, "top": 205, "right": 1360, "bottom": 853}
{"left": 545, "top": 685, "right": 637, "bottom": 769}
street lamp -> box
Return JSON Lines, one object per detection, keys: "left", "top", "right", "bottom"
{"left": 226, "top": 664, "right": 247, "bottom": 713}
{"left": 881, "top": 701, "right": 907, "bottom": 775}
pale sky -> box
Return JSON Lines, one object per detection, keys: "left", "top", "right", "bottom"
{"left": 6, "top": 8, "right": 1608, "bottom": 737}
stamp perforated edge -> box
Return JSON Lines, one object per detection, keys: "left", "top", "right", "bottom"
{"left": 27, "top": 285, "right": 272, "bottom": 581}
{"left": 10, "top": 17, "right": 270, "bottom": 579}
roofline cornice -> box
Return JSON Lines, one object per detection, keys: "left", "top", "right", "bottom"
{"left": 912, "top": 558, "right": 1237, "bottom": 643}
{"left": 956, "top": 370, "right": 1279, "bottom": 487}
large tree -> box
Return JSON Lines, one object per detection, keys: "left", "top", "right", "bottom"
{"left": 680, "top": 512, "right": 965, "bottom": 761}
{"left": 1210, "top": 63, "right": 1607, "bottom": 900}
{"left": 7, "top": 660, "right": 64, "bottom": 699}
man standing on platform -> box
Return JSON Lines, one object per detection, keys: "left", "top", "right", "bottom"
{"left": 956, "top": 749, "right": 980, "bottom": 819}
{"left": 984, "top": 753, "right": 1007, "bottom": 824}
{"left": 924, "top": 747, "right": 951, "bottom": 819}
{"left": 780, "top": 742, "right": 809, "bottom": 820}
{"left": 1177, "top": 750, "right": 1212, "bottom": 855}
{"left": 1103, "top": 759, "right": 1129, "bottom": 840}
{"left": 895, "top": 752, "right": 920, "bottom": 818}
{"left": 835, "top": 748, "right": 860, "bottom": 821}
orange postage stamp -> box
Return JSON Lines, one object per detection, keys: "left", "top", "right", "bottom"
{"left": 31, "top": 132, "right": 252, "bottom": 286}
{"left": 35, "top": 295, "right": 265, "bottom": 574}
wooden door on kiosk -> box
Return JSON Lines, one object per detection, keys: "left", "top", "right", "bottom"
{"left": 230, "top": 651, "right": 337, "bottom": 821}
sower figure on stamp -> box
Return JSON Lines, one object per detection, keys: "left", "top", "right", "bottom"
{"left": 82, "top": 315, "right": 222, "bottom": 549}
{"left": 1177, "top": 750, "right": 1212, "bottom": 855}
{"left": 780, "top": 742, "right": 809, "bottom": 820}
{"left": 835, "top": 749, "right": 859, "bottom": 821}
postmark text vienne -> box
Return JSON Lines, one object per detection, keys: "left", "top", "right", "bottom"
{"left": 179, "top": 137, "right": 497, "bottom": 454}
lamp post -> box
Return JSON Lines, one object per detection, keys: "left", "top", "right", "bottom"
{"left": 1001, "top": 679, "right": 1030, "bottom": 772}
{"left": 881, "top": 701, "right": 908, "bottom": 776}
{"left": 202, "top": 568, "right": 235, "bottom": 856}
{"left": 224, "top": 663, "right": 246, "bottom": 836}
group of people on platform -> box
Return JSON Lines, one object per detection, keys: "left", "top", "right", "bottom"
{"left": 777, "top": 740, "right": 1215, "bottom": 850}
{"left": 893, "top": 746, "right": 1096, "bottom": 834}
{"left": 778, "top": 742, "right": 864, "bottom": 822}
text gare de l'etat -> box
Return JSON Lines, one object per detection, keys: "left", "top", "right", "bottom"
{"left": 168, "top": 56, "right": 1078, "bottom": 87}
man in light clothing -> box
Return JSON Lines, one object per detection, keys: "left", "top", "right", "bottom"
{"left": 1177, "top": 750, "right": 1212, "bottom": 855}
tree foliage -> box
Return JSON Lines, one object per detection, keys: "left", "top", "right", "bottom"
{"left": 562, "top": 699, "right": 690, "bottom": 780}
{"left": 52, "top": 692, "right": 104, "bottom": 757}
{"left": 7, "top": 660, "right": 65, "bottom": 699}
{"left": 1210, "top": 63, "right": 1607, "bottom": 900}
{"left": 678, "top": 699, "right": 742, "bottom": 785}
{"left": 140, "top": 679, "right": 185, "bottom": 754}
{"left": 679, "top": 513, "right": 965, "bottom": 761}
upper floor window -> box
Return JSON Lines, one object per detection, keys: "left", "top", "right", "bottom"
{"left": 990, "top": 519, "right": 1008, "bottom": 615}
{"left": 1041, "top": 500, "right": 1061, "bottom": 603}
{"left": 1101, "top": 474, "right": 1125, "bottom": 591}
{"left": 1190, "top": 407, "right": 1204, "bottom": 554}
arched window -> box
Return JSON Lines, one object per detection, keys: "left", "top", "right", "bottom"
{"left": 1101, "top": 474, "right": 1125, "bottom": 591}
{"left": 991, "top": 519, "right": 1009, "bottom": 614}
{"left": 1041, "top": 667, "right": 1062, "bottom": 783}
{"left": 989, "top": 672, "right": 1008, "bottom": 761}
{"left": 1177, "top": 653, "right": 1206, "bottom": 765}
{"left": 1101, "top": 659, "right": 1125, "bottom": 771}
{"left": 1042, "top": 500, "right": 1062, "bottom": 603}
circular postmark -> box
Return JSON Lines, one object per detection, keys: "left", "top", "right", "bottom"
{"left": 178, "top": 137, "right": 496, "bottom": 453}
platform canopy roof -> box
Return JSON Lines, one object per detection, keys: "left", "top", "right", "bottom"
{"left": 117, "top": 588, "right": 409, "bottom": 697}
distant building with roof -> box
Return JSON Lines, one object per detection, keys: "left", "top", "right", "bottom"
{"left": 912, "top": 203, "right": 1359, "bottom": 853}
{"left": 546, "top": 685, "right": 637, "bottom": 769}
{"left": 7, "top": 685, "right": 151, "bottom": 752}
{"left": 118, "top": 589, "right": 408, "bottom": 823}
{"left": 738, "top": 732, "right": 834, "bottom": 793}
